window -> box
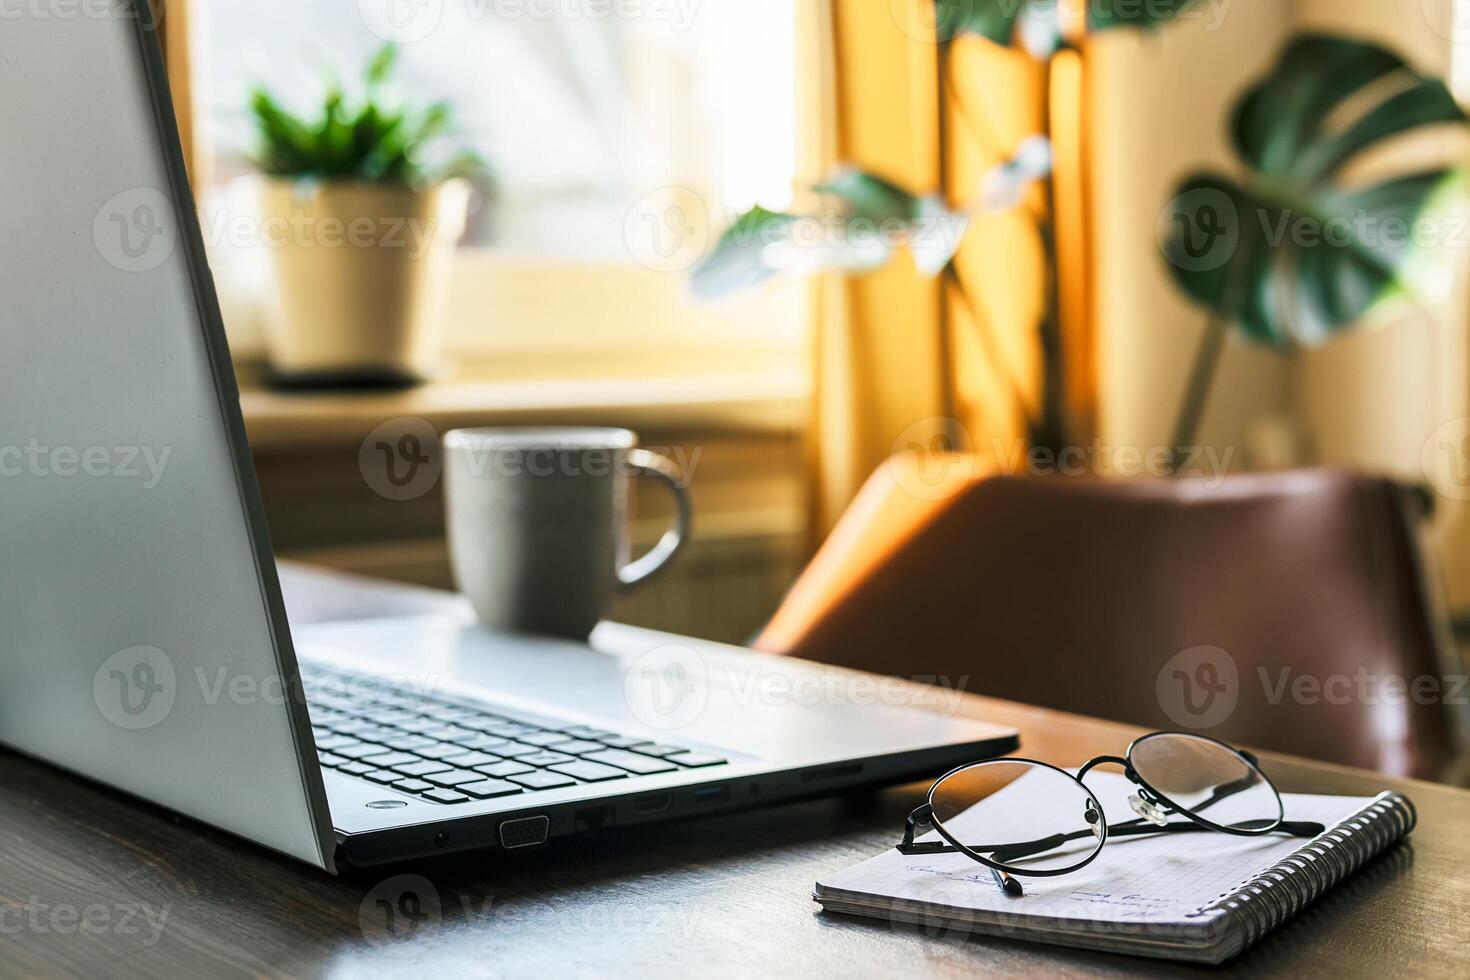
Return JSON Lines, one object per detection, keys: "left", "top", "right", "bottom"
{"left": 196, "top": 1, "right": 798, "bottom": 258}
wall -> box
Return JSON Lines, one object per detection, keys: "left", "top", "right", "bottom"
{"left": 1089, "top": 0, "right": 1295, "bottom": 459}
{"left": 1091, "top": 0, "right": 1470, "bottom": 611}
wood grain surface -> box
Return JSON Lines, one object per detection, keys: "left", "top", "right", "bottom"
{"left": 0, "top": 564, "right": 1465, "bottom": 978}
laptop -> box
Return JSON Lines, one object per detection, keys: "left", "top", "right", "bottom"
{"left": 0, "top": 9, "right": 1017, "bottom": 872}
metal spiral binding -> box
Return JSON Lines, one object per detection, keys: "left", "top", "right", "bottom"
{"left": 1188, "top": 792, "right": 1416, "bottom": 950}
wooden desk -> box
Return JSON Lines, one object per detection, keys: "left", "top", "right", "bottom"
{"left": 2, "top": 565, "right": 1467, "bottom": 978}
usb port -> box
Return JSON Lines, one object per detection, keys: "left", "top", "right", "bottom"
{"left": 691, "top": 785, "right": 729, "bottom": 806}
{"left": 631, "top": 793, "right": 672, "bottom": 815}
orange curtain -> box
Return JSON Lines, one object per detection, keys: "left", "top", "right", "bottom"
{"left": 807, "top": 0, "right": 1096, "bottom": 540}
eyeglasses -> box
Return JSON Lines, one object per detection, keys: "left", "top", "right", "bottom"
{"left": 896, "top": 731, "right": 1325, "bottom": 896}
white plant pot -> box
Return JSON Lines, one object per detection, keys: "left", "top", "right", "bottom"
{"left": 257, "top": 178, "right": 470, "bottom": 386}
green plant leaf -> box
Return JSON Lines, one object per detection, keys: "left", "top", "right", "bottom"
{"left": 935, "top": 0, "right": 1194, "bottom": 49}
{"left": 815, "top": 169, "right": 922, "bottom": 225}
{"left": 1230, "top": 34, "right": 1462, "bottom": 186}
{"left": 935, "top": 0, "right": 1020, "bottom": 46}
{"left": 366, "top": 44, "right": 397, "bottom": 90}
{"left": 246, "top": 43, "right": 475, "bottom": 186}
{"left": 1087, "top": 0, "right": 1201, "bottom": 33}
{"left": 690, "top": 206, "right": 799, "bottom": 300}
{"left": 1165, "top": 34, "right": 1468, "bottom": 348}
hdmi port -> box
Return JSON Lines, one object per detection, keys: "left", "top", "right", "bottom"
{"left": 631, "top": 792, "right": 673, "bottom": 815}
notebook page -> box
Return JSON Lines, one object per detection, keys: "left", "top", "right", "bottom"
{"left": 819, "top": 771, "right": 1374, "bottom": 925}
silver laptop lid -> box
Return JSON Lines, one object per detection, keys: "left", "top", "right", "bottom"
{"left": 0, "top": 7, "right": 334, "bottom": 869}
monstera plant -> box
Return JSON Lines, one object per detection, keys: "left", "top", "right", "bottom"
{"left": 693, "top": 1, "right": 1194, "bottom": 452}
{"left": 1163, "top": 34, "right": 1469, "bottom": 461}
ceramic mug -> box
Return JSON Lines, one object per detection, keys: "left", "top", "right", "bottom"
{"left": 443, "top": 427, "right": 691, "bottom": 639}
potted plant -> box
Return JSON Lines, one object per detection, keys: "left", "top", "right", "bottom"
{"left": 1162, "top": 33, "right": 1468, "bottom": 463}
{"left": 249, "top": 44, "right": 484, "bottom": 387}
{"left": 692, "top": 1, "right": 1193, "bottom": 454}
{"left": 694, "top": 10, "right": 1468, "bottom": 479}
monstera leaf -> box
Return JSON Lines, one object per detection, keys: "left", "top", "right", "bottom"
{"left": 691, "top": 171, "right": 968, "bottom": 299}
{"left": 1163, "top": 34, "right": 1468, "bottom": 347}
{"left": 935, "top": 0, "right": 1196, "bottom": 53}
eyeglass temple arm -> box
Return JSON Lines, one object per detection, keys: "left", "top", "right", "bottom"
{"left": 977, "top": 817, "right": 1325, "bottom": 864}
{"left": 897, "top": 811, "right": 1324, "bottom": 863}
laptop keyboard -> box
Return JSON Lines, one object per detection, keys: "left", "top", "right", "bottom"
{"left": 301, "top": 664, "right": 727, "bottom": 805}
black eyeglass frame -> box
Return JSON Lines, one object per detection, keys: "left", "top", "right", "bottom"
{"left": 897, "top": 731, "right": 1321, "bottom": 880}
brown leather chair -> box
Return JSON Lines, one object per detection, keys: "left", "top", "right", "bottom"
{"left": 758, "top": 458, "right": 1470, "bottom": 782}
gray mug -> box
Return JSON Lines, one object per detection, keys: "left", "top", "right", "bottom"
{"left": 443, "top": 427, "right": 691, "bottom": 639}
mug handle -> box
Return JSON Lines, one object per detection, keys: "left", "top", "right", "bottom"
{"left": 617, "top": 449, "right": 691, "bottom": 592}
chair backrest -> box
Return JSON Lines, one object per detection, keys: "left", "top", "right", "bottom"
{"left": 759, "top": 461, "right": 1468, "bottom": 781}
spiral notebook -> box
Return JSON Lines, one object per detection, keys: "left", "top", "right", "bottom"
{"left": 814, "top": 771, "right": 1415, "bottom": 964}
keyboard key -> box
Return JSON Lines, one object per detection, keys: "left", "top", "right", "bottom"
{"left": 317, "top": 752, "right": 347, "bottom": 767}
{"left": 339, "top": 761, "right": 374, "bottom": 776}
{"left": 359, "top": 751, "right": 419, "bottom": 768}
{"left": 314, "top": 735, "right": 359, "bottom": 751}
{"left": 521, "top": 752, "right": 575, "bottom": 767}
{"left": 424, "top": 789, "right": 471, "bottom": 804}
{"left": 518, "top": 731, "right": 571, "bottom": 747}
{"left": 462, "top": 735, "right": 515, "bottom": 752}
{"left": 582, "top": 749, "right": 678, "bottom": 775}
{"left": 393, "top": 760, "right": 452, "bottom": 777}
{"left": 382, "top": 735, "right": 440, "bottom": 752}
{"left": 665, "top": 752, "right": 727, "bottom": 768}
{"left": 392, "top": 778, "right": 434, "bottom": 793}
{"left": 442, "top": 751, "right": 501, "bottom": 768}
{"left": 336, "top": 743, "right": 390, "bottom": 760}
{"left": 549, "top": 761, "right": 627, "bottom": 782}
{"left": 485, "top": 723, "right": 539, "bottom": 739}
{"left": 459, "top": 779, "right": 524, "bottom": 799}
{"left": 544, "top": 739, "right": 606, "bottom": 755}
{"left": 352, "top": 726, "right": 401, "bottom": 744}
{"left": 414, "top": 744, "right": 467, "bottom": 760}
{"left": 509, "top": 771, "right": 578, "bottom": 790}
{"left": 475, "top": 761, "right": 534, "bottom": 778}
{"left": 422, "top": 726, "right": 477, "bottom": 742}
{"left": 632, "top": 744, "right": 691, "bottom": 758}
{"left": 364, "top": 770, "right": 401, "bottom": 784}
{"left": 598, "top": 736, "right": 655, "bottom": 750}
{"left": 561, "top": 726, "right": 616, "bottom": 739}
{"left": 432, "top": 708, "right": 485, "bottom": 724}
{"left": 489, "top": 742, "right": 544, "bottom": 759}
{"left": 426, "top": 769, "right": 485, "bottom": 787}
{"left": 459, "top": 715, "right": 511, "bottom": 733}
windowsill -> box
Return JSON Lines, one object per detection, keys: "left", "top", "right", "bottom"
{"left": 238, "top": 367, "right": 810, "bottom": 453}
